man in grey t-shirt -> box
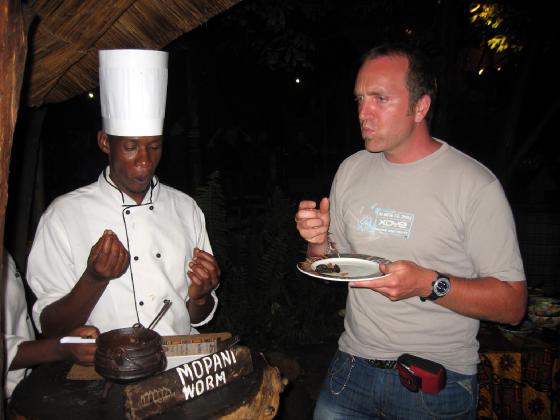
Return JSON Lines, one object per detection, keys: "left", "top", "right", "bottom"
{"left": 295, "top": 43, "right": 526, "bottom": 419}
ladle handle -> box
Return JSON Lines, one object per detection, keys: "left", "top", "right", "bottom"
{"left": 147, "top": 299, "right": 172, "bottom": 330}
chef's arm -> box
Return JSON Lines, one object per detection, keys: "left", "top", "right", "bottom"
{"left": 40, "top": 273, "right": 110, "bottom": 337}
{"left": 187, "top": 295, "right": 216, "bottom": 324}
{"left": 40, "top": 230, "right": 129, "bottom": 337}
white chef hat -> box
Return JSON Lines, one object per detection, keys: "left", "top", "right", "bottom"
{"left": 99, "top": 49, "right": 168, "bottom": 136}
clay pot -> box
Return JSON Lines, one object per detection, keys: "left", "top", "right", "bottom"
{"left": 94, "top": 324, "right": 166, "bottom": 382}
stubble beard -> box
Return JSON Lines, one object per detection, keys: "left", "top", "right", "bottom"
{"left": 364, "top": 136, "right": 384, "bottom": 153}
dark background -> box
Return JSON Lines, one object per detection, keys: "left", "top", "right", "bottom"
{"left": 7, "top": 0, "right": 560, "bottom": 353}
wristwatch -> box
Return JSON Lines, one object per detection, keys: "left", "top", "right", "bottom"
{"left": 420, "top": 272, "right": 451, "bottom": 302}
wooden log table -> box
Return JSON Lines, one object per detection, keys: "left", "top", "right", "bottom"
{"left": 8, "top": 350, "right": 283, "bottom": 420}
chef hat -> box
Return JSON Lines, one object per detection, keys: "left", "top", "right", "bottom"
{"left": 99, "top": 49, "right": 168, "bottom": 136}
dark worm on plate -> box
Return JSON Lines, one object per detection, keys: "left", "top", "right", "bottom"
{"left": 315, "top": 263, "right": 341, "bottom": 274}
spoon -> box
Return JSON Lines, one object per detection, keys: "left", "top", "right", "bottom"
{"left": 147, "top": 299, "right": 173, "bottom": 330}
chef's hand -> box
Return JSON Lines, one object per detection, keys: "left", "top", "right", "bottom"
{"left": 58, "top": 325, "right": 99, "bottom": 366}
{"left": 86, "top": 230, "right": 130, "bottom": 281}
{"left": 295, "top": 198, "right": 330, "bottom": 244}
{"left": 187, "top": 248, "right": 220, "bottom": 304}
{"left": 349, "top": 260, "right": 435, "bottom": 301}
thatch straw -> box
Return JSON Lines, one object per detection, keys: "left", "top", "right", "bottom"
{"left": 25, "top": 0, "right": 242, "bottom": 106}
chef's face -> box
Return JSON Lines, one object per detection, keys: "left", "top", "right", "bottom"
{"left": 98, "top": 132, "right": 162, "bottom": 204}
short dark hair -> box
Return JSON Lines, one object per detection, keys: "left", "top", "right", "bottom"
{"left": 361, "top": 43, "right": 437, "bottom": 114}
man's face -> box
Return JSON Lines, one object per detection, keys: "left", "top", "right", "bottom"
{"left": 354, "top": 55, "right": 417, "bottom": 157}
{"left": 100, "top": 134, "right": 163, "bottom": 203}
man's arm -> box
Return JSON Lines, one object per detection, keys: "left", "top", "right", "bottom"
{"left": 9, "top": 326, "right": 99, "bottom": 369}
{"left": 434, "top": 275, "right": 526, "bottom": 325}
{"left": 40, "top": 230, "right": 129, "bottom": 337}
{"left": 350, "top": 260, "right": 527, "bottom": 325}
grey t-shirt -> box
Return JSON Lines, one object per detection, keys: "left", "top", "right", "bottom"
{"left": 330, "top": 141, "right": 525, "bottom": 374}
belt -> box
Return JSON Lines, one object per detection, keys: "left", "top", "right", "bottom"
{"left": 367, "top": 359, "right": 397, "bottom": 369}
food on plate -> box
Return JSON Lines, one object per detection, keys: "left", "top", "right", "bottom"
{"left": 315, "top": 263, "right": 341, "bottom": 274}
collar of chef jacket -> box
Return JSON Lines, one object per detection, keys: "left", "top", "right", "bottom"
{"left": 101, "top": 166, "right": 160, "bottom": 207}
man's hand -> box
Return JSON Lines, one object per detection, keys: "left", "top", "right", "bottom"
{"left": 349, "top": 260, "right": 434, "bottom": 301}
{"left": 40, "top": 232, "right": 128, "bottom": 338}
{"left": 58, "top": 325, "right": 100, "bottom": 366}
{"left": 295, "top": 198, "right": 330, "bottom": 245}
{"left": 86, "top": 230, "right": 129, "bottom": 282}
{"left": 187, "top": 248, "right": 220, "bottom": 305}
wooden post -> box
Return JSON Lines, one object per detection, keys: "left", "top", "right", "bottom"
{"left": 123, "top": 345, "right": 253, "bottom": 420}
{"left": 0, "top": 1, "right": 33, "bottom": 415}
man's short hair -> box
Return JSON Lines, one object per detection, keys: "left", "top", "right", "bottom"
{"left": 361, "top": 43, "right": 437, "bottom": 115}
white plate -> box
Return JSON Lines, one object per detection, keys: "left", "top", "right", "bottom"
{"left": 297, "top": 254, "right": 390, "bottom": 282}
{"left": 498, "top": 319, "right": 536, "bottom": 335}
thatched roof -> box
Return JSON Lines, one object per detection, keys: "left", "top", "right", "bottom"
{"left": 25, "top": 0, "right": 242, "bottom": 107}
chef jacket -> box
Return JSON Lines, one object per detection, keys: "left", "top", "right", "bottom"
{"left": 3, "top": 251, "right": 36, "bottom": 399}
{"left": 27, "top": 167, "right": 218, "bottom": 335}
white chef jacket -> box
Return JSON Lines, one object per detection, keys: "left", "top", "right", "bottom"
{"left": 27, "top": 168, "right": 218, "bottom": 335}
{"left": 3, "top": 251, "right": 36, "bottom": 399}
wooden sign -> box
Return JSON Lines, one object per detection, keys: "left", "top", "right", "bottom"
{"left": 66, "top": 332, "right": 232, "bottom": 381}
{"left": 123, "top": 345, "right": 253, "bottom": 420}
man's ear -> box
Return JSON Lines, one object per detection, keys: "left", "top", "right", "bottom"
{"left": 97, "top": 131, "right": 110, "bottom": 155}
{"left": 414, "top": 95, "right": 431, "bottom": 123}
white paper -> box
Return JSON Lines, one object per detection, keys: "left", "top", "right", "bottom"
{"left": 59, "top": 336, "right": 96, "bottom": 344}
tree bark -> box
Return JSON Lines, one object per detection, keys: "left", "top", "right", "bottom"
{"left": 10, "top": 106, "right": 47, "bottom": 273}
{"left": 0, "top": 0, "right": 34, "bottom": 414}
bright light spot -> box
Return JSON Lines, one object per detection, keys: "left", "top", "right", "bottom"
{"left": 295, "top": 78, "right": 301, "bottom": 84}
{"left": 470, "top": 3, "right": 481, "bottom": 13}
{"left": 496, "top": 66, "right": 502, "bottom": 72}
{"left": 478, "top": 68, "right": 485, "bottom": 76}
{"left": 487, "top": 35, "right": 509, "bottom": 52}
{"left": 88, "top": 92, "right": 95, "bottom": 99}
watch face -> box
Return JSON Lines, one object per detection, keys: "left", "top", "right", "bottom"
{"left": 434, "top": 278, "right": 450, "bottom": 296}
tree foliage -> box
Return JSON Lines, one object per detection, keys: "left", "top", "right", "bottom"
{"left": 195, "top": 172, "right": 347, "bottom": 350}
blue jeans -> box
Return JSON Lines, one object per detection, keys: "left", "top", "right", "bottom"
{"left": 313, "top": 350, "right": 478, "bottom": 420}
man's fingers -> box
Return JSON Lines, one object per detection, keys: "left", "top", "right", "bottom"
{"left": 88, "top": 230, "right": 129, "bottom": 279}
{"left": 305, "top": 227, "right": 328, "bottom": 242}
{"left": 378, "top": 261, "right": 391, "bottom": 274}
{"left": 103, "top": 232, "right": 127, "bottom": 264}
{"left": 101, "top": 230, "right": 115, "bottom": 254}
{"left": 89, "top": 234, "right": 107, "bottom": 261}
{"left": 319, "top": 197, "right": 330, "bottom": 214}
{"left": 81, "top": 326, "right": 100, "bottom": 339}
{"left": 115, "top": 249, "right": 130, "bottom": 276}
{"left": 298, "top": 200, "right": 317, "bottom": 210}
{"left": 299, "top": 218, "right": 325, "bottom": 229}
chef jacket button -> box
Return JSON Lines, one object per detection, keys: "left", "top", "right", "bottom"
{"left": 156, "top": 253, "right": 161, "bottom": 258}
{"left": 134, "top": 256, "right": 139, "bottom": 261}
{"left": 139, "top": 301, "right": 144, "bottom": 306}
{"left": 125, "top": 210, "right": 130, "bottom": 215}
{"left": 149, "top": 205, "right": 154, "bottom": 210}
